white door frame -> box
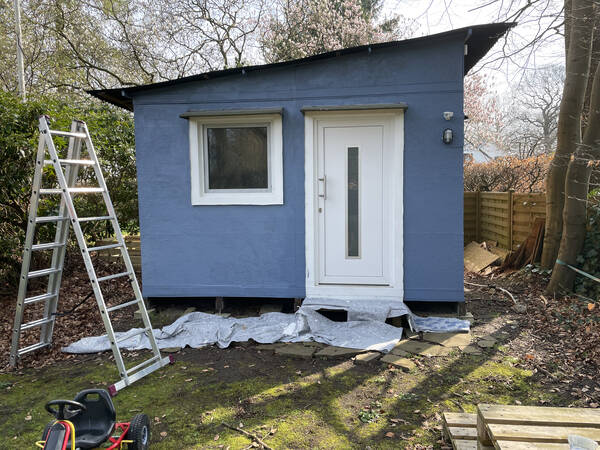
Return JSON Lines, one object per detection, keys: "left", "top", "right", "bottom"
{"left": 304, "top": 109, "right": 404, "bottom": 300}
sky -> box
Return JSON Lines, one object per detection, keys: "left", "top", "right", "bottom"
{"left": 383, "top": 0, "right": 565, "bottom": 91}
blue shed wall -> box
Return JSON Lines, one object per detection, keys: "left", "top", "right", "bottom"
{"left": 132, "top": 35, "right": 465, "bottom": 302}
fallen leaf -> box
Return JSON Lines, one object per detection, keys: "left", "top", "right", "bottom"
{"left": 214, "top": 434, "right": 220, "bottom": 441}
{"left": 385, "top": 432, "right": 395, "bottom": 438}
{"left": 588, "top": 303, "right": 596, "bottom": 311}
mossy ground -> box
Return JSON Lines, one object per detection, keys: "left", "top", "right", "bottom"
{"left": 0, "top": 335, "right": 572, "bottom": 450}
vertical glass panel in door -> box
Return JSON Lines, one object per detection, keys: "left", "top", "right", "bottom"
{"left": 347, "top": 147, "right": 359, "bottom": 258}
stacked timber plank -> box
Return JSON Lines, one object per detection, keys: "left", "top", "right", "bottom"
{"left": 95, "top": 235, "right": 141, "bottom": 271}
{"left": 443, "top": 404, "right": 600, "bottom": 450}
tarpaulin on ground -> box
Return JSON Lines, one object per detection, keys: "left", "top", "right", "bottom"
{"left": 62, "top": 300, "right": 469, "bottom": 354}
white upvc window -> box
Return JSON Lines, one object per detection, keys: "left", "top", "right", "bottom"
{"left": 189, "top": 113, "right": 283, "bottom": 205}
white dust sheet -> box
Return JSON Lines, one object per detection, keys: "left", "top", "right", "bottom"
{"left": 62, "top": 299, "right": 469, "bottom": 354}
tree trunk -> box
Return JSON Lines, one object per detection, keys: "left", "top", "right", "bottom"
{"left": 540, "top": 0, "right": 595, "bottom": 269}
{"left": 547, "top": 60, "right": 600, "bottom": 294}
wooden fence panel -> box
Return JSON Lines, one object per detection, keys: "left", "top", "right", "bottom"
{"left": 464, "top": 191, "right": 546, "bottom": 250}
{"left": 479, "top": 192, "right": 511, "bottom": 249}
{"left": 464, "top": 192, "right": 478, "bottom": 243}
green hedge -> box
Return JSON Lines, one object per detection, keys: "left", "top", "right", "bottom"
{"left": 0, "top": 92, "right": 137, "bottom": 291}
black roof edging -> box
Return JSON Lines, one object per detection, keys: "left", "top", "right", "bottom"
{"left": 88, "top": 22, "right": 515, "bottom": 111}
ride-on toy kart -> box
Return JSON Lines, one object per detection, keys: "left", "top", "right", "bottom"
{"left": 36, "top": 389, "right": 150, "bottom": 450}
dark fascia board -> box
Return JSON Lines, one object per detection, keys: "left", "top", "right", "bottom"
{"left": 301, "top": 103, "right": 407, "bottom": 113}
{"left": 88, "top": 22, "right": 515, "bottom": 111}
{"left": 179, "top": 108, "right": 283, "bottom": 118}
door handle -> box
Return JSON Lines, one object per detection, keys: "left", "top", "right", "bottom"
{"left": 318, "top": 176, "right": 327, "bottom": 200}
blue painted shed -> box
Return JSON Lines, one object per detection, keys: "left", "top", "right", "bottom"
{"left": 90, "top": 23, "right": 512, "bottom": 306}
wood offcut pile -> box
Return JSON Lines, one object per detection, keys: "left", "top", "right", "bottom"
{"left": 464, "top": 217, "right": 546, "bottom": 275}
{"left": 443, "top": 404, "right": 600, "bottom": 450}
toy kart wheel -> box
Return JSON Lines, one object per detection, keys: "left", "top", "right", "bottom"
{"left": 126, "top": 414, "right": 150, "bottom": 449}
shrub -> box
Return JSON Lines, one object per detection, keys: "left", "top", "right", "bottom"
{"left": 575, "top": 191, "right": 600, "bottom": 301}
{"left": 464, "top": 154, "right": 551, "bottom": 192}
{"left": 0, "top": 92, "right": 136, "bottom": 292}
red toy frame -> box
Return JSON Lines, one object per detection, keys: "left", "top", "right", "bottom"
{"left": 106, "top": 422, "right": 132, "bottom": 449}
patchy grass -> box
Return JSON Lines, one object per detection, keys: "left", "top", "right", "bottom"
{"left": 0, "top": 339, "right": 571, "bottom": 450}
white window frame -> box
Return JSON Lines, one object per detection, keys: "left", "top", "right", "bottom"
{"left": 189, "top": 113, "right": 283, "bottom": 205}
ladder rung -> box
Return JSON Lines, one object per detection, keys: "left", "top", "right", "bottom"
{"left": 107, "top": 299, "right": 140, "bottom": 313}
{"left": 28, "top": 267, "right": 61, "bottom": 278}
{"left": 116, "top": 328, "right": 149, "bottom": 343}
{"left": 78, "top": 215, "right": 114, "bottom": 222}
{"left": 31, "top": 241, "right": 66, "bottom": 251}
{"left": 45, "top": 159, "right": 95, "bottom": 166}
{"left": 18, "top": 341, "right": 51, "bottom": 356}
{"left": 97, "top": 272, "right": 131, "bottom": 282}
{"left": 39, "top": 189, "right": 62, "bottom": 195}
{"left": 49, "top": 130, "right": 87, "bottom": 139}
{"left": 126, "top": 355, "right": 160, "bottom": 375}
{"left": 21, "top": 317, "right": 54, "bottom": 331}
{"left": 88, "top": 243, "right": 122, "bottom": 252}
{"left": 24, "top": 292, "right": 58, "bottom": 305}
{"left": 68, "top": 187, "right": 104, "bottom": 194}
{"left": 35, "top": 216, "right": 69, "bottom": 223}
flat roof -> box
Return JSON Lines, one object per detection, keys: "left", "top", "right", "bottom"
{"left": 89, "top": 22, "right": 514, "bottom": 111}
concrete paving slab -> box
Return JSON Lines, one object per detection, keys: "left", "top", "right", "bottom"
{"left": 161, "top": 347, "right": 181, "bottom": 353}
{"left": 421, "top": 332, "right": 471, "bottom": 347}
{"left": 275, "top": 343, "right": 316, "bottom": 359}
{"left": 354, "top": 352, "right": 381, "bottom": 364}
{"left": 393, "top": 340, "right": 454, "bottom": 357}
{"left": 256, "top": 343, "right": 285, "bottom": 350}
{"left": 381, "top": 354, "right": 416, "bottom": 371}
{"left": 302, "top": 342, "right": 326, "bottom": 348}
{"left": 460, "top": 345, "right": 483, "bottom": 355}
{"left": 390, "top": 346, "right": 411, "bottom": 357}
{"left": 315, "top": 346, "right": 363, "bottom": 357}
{"left": 477, "top": 338, "right": 497, "bottom": 348}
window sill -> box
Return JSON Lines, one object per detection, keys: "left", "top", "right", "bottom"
{"left": 191, "top": 192, "right": 283, "bottom": 206}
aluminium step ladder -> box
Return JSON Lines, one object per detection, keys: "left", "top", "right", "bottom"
{"left": 10, "top": 116, "right": 171, "bottom": 395}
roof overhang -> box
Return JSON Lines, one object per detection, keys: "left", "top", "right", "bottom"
{"left": 89, "top": 22, "right": 515, "bottom": 111}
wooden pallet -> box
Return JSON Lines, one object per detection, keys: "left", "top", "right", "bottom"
{"left": 444, "top": 406, "right": 600, "bottom": 450}
{"left": 443, "top": 412, "right": 492, "bottom": 450}
{"left": 478, "top": 404, "right": 600, "bottom": 449}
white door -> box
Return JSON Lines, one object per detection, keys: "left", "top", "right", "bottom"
{"left": 316, "top": 117, "right": 393, "bottom": 285}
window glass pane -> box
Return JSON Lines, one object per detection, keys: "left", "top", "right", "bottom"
{"left": 347, "top": 147, "right": 360, "bottom": 258}
{"left": 206, "top": 126, "right": 268, "bottom": 189}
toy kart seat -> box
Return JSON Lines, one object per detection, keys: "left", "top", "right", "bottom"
{"left": 68, "top": 389, "right": 116, "bottom": 449}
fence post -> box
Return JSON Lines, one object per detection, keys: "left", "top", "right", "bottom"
{"left": 475, "top": 191, "right": 481, "bottom": 242}
{"left": 508, "top": 189, "right": 514, "bottom": 250}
